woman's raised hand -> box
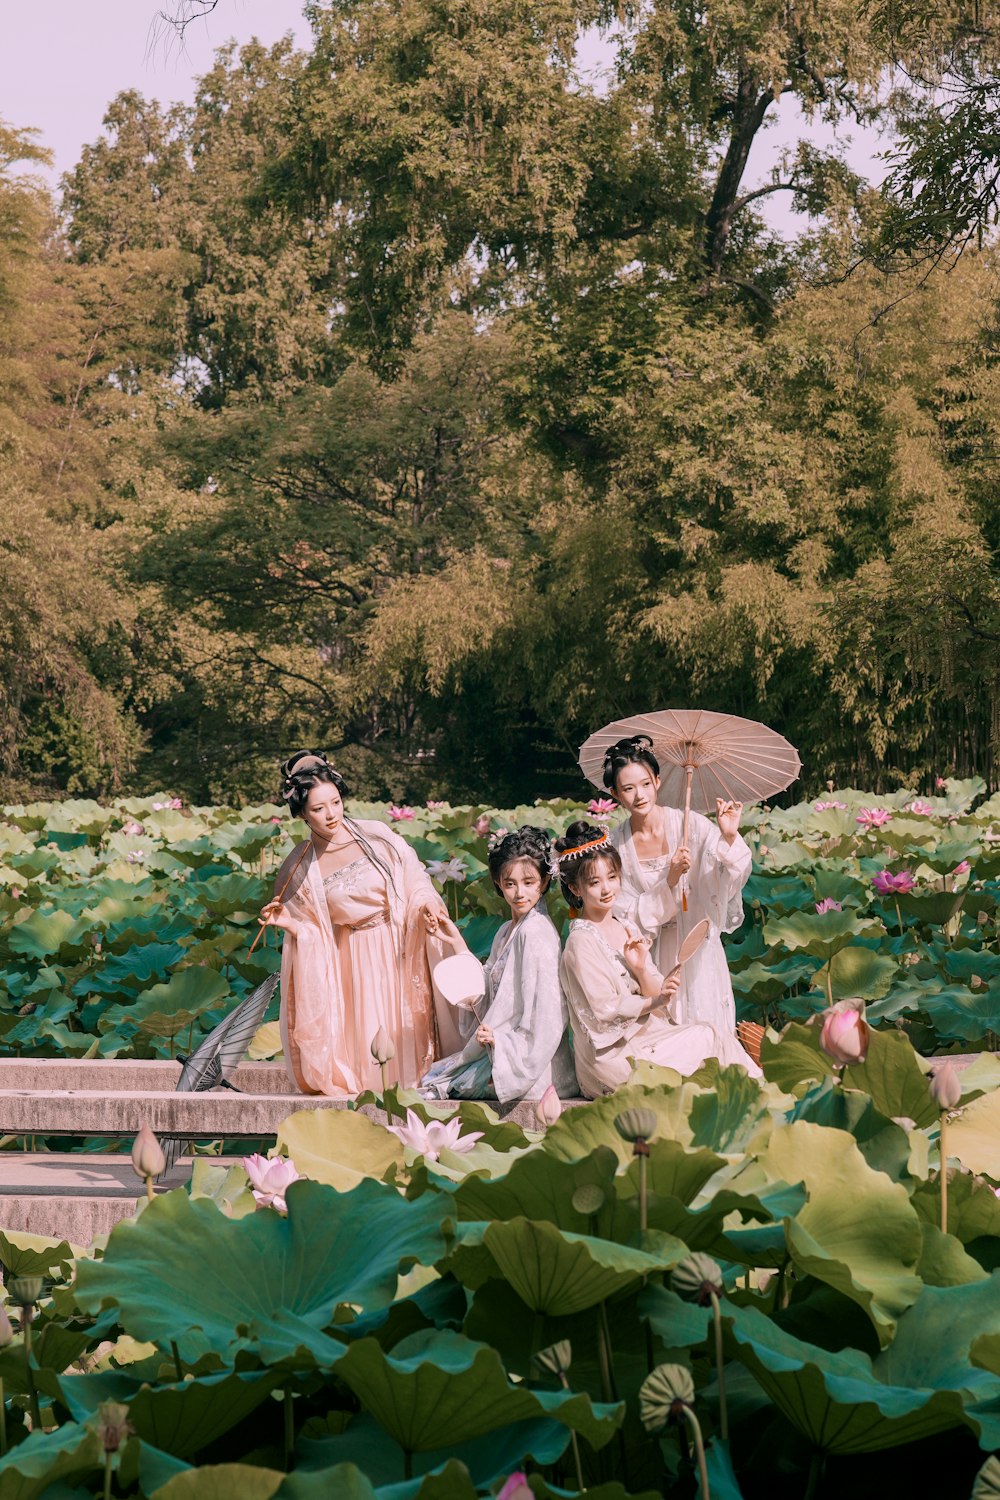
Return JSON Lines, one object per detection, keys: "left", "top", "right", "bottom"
{"left": 716, "top": 798, "right": 744, "bottom": 843}
{"left": 420, "top": 901, "right": 449, "bottom": 935}
{"left": 476, "top": 1024, "right": 494, "bottom": 1047}
{"left": 621, "top": 932, "right": 653, "bottom": 977}
{"left": 259, "top": 899, "right": 298, "bottom": 933}
{"left": 650, "top": 965, "right": 682, "bottom": 1015}
{"left": 434, "top": 912, "right": 466, "bottom": 952}
{"left": 666, "top": 845, "right": 692, "bottom": 888}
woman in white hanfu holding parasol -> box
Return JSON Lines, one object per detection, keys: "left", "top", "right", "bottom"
{"left": 601, "top": 735, "right": 754, "bottom": 1044}
{"left": 260, "top": 751, "right": 467, "bottom": 1097}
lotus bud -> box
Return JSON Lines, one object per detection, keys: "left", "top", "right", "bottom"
{"left": 672, "top": 1253, "right": 724, "bottom": 1307}
{"left": 613, "top": 1107, "right": 657, "bottom": 1145}
{"left": 95, "top": 1401, "right": 132, "bottom": 1455}
{"left": 930, "top": 1061, "right": 962, "bottom": 1112}
{"left": 639, "top": 1362, "right": 696, "bottom": 1432}
{"left": 7, "top": 1277, "right": 43, "bottom": 1308}
{"left": 0, "top": 1302, "right": 12, "bottom": 1346}
{"left": 819, "top": 999, "right": 870, "bottom": 1066}
{"left": 977, "top": 910, "right": 989, "bottom": 927}
{"left": 533, "top": 1339, "right": 572, "bottom": 1377}
{"left": 130, "top": 1122, "right": 166, "bottom": 1182}
{"left": 971, "top": 975, "right": 985, "bottom": 990}
{"left": 571, "top": 1184, "right": 606, "bottom": 1216}
{"left": 534, "top": 1085, "right": 561, "bottom": 1129}
{"left": 497, "top": 1475, "right": 533, "bottom": 1500}
{"left": 370, "top": 1027, "right": 396, "bottom": 1064}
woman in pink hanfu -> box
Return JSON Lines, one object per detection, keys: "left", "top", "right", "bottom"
{"left": 261, "top": 751, "right": 464, "bottom": 1097}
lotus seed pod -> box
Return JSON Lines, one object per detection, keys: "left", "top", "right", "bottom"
{"left": 639, "top": 1362, "right": 696, "bottom": 1433}
{"left": 8, "top": 1276, "right": 43, "bottom": 1307}
{"left": 533, "top": 1339, "right": 572, "bottom": 1376}
{"left": 672, "top": 1252, "right": 724, "bottom": 1306}
{"left": 972, "top": 1455, "right": 1000, "bottom": 1499}
{"left": 930, "top": 1061, "right": 962, "bottom": 1111}
{"left": 613, "top": 1107, "right": 657, "bottom": 1144}
{"left": 370, "top": 1026, "right": 396, "bottom": 1064}
{"left": 571, "top": 1184, "right": 606, "bottom": 1216}
{"left": 131, "top": 1121, "right": 166, "bottom": 1181}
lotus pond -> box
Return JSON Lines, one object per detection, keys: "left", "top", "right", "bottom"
{"left": 0, "top": 780, "right": 996, "bottom": 1060}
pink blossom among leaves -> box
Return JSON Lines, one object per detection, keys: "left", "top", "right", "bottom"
{"left": 871, "top": 869, "right": 916, "bottom": 895}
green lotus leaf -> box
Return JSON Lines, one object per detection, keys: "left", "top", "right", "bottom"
{"left": 334, "top": 1328, "right": 622, "bottom": 1452}
{"left": 788, "top": 1079, "right": 912, "bottom": 1182}
{"left": 0, "top": 1425, "right": 188, "bottom": 1500}
{"left": 73, "top": 1179, "right": 454, "bottom": 1367}
{"left": 731, "top": 959, "right": 816, "bottom": 1002}
{"left": 46, "top": 1368, "right": 281, "bottom": 1458}
{"left": 151, "top": 1465, "right": 285, "bottom": 1500}
{"left": 99, "top": 966, "right": 231, "bottom": 1036}
{"left": 7, "top": 907, "right": 92, "bottom": 961}
{"left": 759, "top": 1022, "right": 834, "bottom": 1096}
{"left": 742, "top": 876, "right": 814, "bottom": 914}
{"left": 444, "top": 1217, "right": 687, "bottom": 1315}
{"left": 188, "top": 1159, "right": 257, "bottom": 1219}
{"left": 811, "top": 945, "right": 899, "bottom": 1001}
{"left": 541, "top": 1085, "right": 694, "bottom": 1166}
{"left": 946, "top": 1090, "right": 1000, "bottom": 1176}
{"left": 919, "top": 984, "right": 1000, "bottom": 1043}
{"left": 193, "top": 873, "right": 269, "bottom": 918}
{"left": 755, "top": 1121, "right": 923, "bottom": 1340}
{"left": 452, "top": 1146, "right": 620, "bottom": 1233}
{"left": 84, "top": 941, "right": 188, "bottom": 994}
{"left": 0, "top": 1229, "right": 81, "bottom": 1278}
{"left": 685, "top": 1065, "right": 771, "bottom": 1153}
{"left": 763, "top": 907, "right": 882, "bottom": 960}
{"left": 944, "top": 948, "right": 1000, "bottom": 982}
{"left": 840, "top": 1028, "right": 938, "bottom": 1128}
{"left": 639, "top": 1283, "right": 716, "bottom": 1349}
{"left": 277, "top": 1108, "right": 403, "bottom": 1191}
{"left": 722, "top": 1299, "right": 995, "bottom": 1455}
{"left": 916, "top": 1223, "right": 988, "bottom": 1287}
{"left": 810, "top": 870, "right": 872, "bottom": 907}
{"left": 893, "top": 890, "right": 966, "bottom": 927}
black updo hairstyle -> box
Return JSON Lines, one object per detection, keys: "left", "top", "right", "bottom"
{"left": 487, "top": 825, "right": 553, "bottom": 894}
{"left": 553, "top": 819, "right": 623, "bottom": 910}
{"left": 279, "top": 750, "right": 350, "bottom": 819}
{"left": 602, "top": 734, "right": 660, "bottom": 794}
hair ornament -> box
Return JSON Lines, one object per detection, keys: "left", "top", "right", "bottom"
{"left": 558, "top": 829, "right": 610, "bottom": 864}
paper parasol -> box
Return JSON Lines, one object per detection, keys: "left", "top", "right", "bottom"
{"left": 579, "top": 708, "right": 801, "bottom": 815}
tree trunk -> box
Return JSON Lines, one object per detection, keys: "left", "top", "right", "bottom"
{"left": 704, "top": 72, "right": 775, "bottom": 276}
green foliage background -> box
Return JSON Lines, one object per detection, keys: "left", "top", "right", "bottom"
{"left": 2, "top": 1, "right": 1000, "bottom": 805}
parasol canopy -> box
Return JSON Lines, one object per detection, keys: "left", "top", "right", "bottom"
{"left": 579, "top": 708, "right": 801, "bottom": 813}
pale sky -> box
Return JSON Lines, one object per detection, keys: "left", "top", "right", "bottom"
{"left": 1, "top": 0, "right": 885, "bottom": 231}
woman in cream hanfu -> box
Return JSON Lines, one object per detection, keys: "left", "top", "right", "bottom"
{"left": 555, "top": 821, "right": 757, "bottom": 1098}
{"left": 421, "top": 826, "right": 577, "bottom": 1104}
{"left": 261, "top": 751, "right": 464, "bottom": 1097}
{"left": 603, "top": 735, "right": 753, "bottom": 1042}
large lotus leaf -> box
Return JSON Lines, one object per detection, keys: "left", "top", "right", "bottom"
{"left": 916, "top": 1223, "right": 988, "bottom": 1288}
{"left": 756, "top": 1122, "right": 923, "bottom": 1340}
{"left": 811, "top": 945, "right": 899, "bottom": 1001}
{"left": 722, "top": 1299, "right": 989, "bottom": 1455}
{"left": 893, "top": 890, "right": 966, "bottom": 927}
{"left": 151, "top": 1466, "right": 286, "bottom": 1500}
{"left": 685, "top": 1065, "right": 771, "bottom": 1152}
{"left": 0, "top": 1425, "right": 187, "bottom": 1500}
{"left": 742, "top": 876, "right": 814, "bottom": 913}
{"left": 333, "top": 1329, "right": 622, "bottom": 1452}
{"left": 731, "top": 959, "right": 816, "bottom": 1003}
{"left": 444, "top": 1217, "right": 687, "bottom": 1315}
{"left": 193, "top": 874, "right": 269, "bottom": 918}
{"left": 759, "top": 1022, "right": 834, "bottom": 1096}
{"left": 946, "top": 1089, "right": 1000, "bottom": 1176}
{"left": 788, "top": 1080, "right": 912, "bottom": 1183}
{"left": 944, "top": 948, "right": 1000, "bottom": 983}
{"left": 276, "top": 1108, "right": 403, "bottom": 1191}
{"left": 83, "top": 941, "right": 188, "bottom": 994}
{"left": 297, "top": 1410, "right": 574, "bottom": 1493}
{"left": 73, "top": 1179, "right": 453, "bottom": 1367}
{"left": 840, "top": 1028, "right": 938, "bottom": 1128}
{"left": 7, "top": 907, "right": 92, "bottom": 960}
{"left": 100, "top": 966, "right": 231, "bottom": 1035}
{"left": 45, "top": 1368, "right": 281, "bottom": 1458}
{"left": 452, "top": 1145, "right": 620, "bottom": 1232}
{"left": 541, "top": 1084, "right": 694, "bottom": 1166}
{"left": 944, "top": 1051, "right": 1000, "bottom": 1101}
{"left": 0, "top": 1228, "right": 81, "bottom": 1278}
{"left": 876, "top": 1280, "right": 1000, "bottom": 1419}
{"left": 809, "top": 870, "right": 871, "bottom": 907}
{"left": 920, "top": 983, "right": 1000, "bottom": 1042}
{"left": 762, "top": 907, "right": 882, "bottom": 959}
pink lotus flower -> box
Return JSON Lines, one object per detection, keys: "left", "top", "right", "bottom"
{"left": 269, "top": 816, "right": 283, "bottom": 824}
{"left": 814, "top": 800, "right": 847, "bottom": 812}
{"left": 588, "top": 797, "right": 617, "bottom": 818}
{"left": 856, "top": 808, "right": 892, "bottom": 829}
{"left": 498, "top": 1476, "right": 533, "bottom": 1500}
{"left": 169, "top": 797, "right": 183, "bottom": 810}
{"left": 819, "top": 999, "right": 870, "bottom": 1066}
{"left": 935, "top": 777, "right": 948, "bottom": 789}
{"left": 242, "top": 1153, "right": 301, "bottom": 1213}
{"left": 126, "top": 850, "right": 145, "bottom": 865}
{"left": 151, "top": 801, "right": 165, "bottom": 812}
{"left": 871, "top": 869, "right": 916, "bottom": 896}
{"left": 815, "top": 898, "right": 842, "bottom": 914}
{"left": 907, "top": 799, "right": 934, "bottom": 816}
{"left": 123, "top": 820, "right": 145, "bottom": 836}
{"left": 535, "top": 1084, "right": 562, "bottom": 1128}
{"left": 953, "top": 860, "right": 970, "bottom": 876}
{"left": 426, "top": 800, "right": 445, "bottom": 810}
{"left": 388, "top": 1108, "right": 483, "bottom": 1161}
{"left": 389, "top": 806, "right": 415, "bottom": 821}
{"left": 473, "top": 814, "right": 491, "bottom": 836}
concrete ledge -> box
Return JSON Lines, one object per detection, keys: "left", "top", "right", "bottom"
{"left": 0, "top": 1059, "right": 297, "bottom": 1094}
{"left": 0, "top": 1089, "right": 350, "bottom": 1139}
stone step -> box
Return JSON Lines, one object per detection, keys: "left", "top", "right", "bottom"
{"left": 0, "top": 1088, "right": 347, "bottom": 1139}
{"left": 0, "top": 1059, "right": 296, "bottom": 1094}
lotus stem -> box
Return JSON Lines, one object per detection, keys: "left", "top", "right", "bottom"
{"left": 0, "top": 1375, "right": 6, "bottom": 1455}
{"left": 22, "top": 1311, "right": 41, "bottom": 1431}
{"left": 709, "top": 1290, "right": 728, "bottom": 1441}
{"left": 170, "top": 1341, "right": 183, "bottom": 1382}
{"left": 681, "top": 1407, "right": 709, "bottom": 1500}
{"left": 824, "top": 968, "right": 833, "bottom": 1008}
{"left": 638, "top": 1151, "right": 648, "bottom": 1234}
{"left": 103, "top": 1451, "right": 113, "bottom": 1500}
{"left": 940, "top": 1112, "right": 948, "bottom": 1236}
{"left": 379, "top": 1061, "right": 388, "bottom": 1098}
{"left": 283, "top": 1388, "right": 294, "bottom": 1471}
{"left": 144, "top": 1174, "right": 154, "bottom": 1203}
{"left": 804, "top": 1450, "right": 823, "bottom": 1500}
{"left": 403, "top": 1449, "right": 413, "bottom": 1482}
{"left": 894, "top": 898, "right": 903, "bottom": 938}
{"left": 597, "top": 1301, "right": 618, "bottom": 1403}
{"left": 557, "top": 1371, "right": 586, "bottom": 1491}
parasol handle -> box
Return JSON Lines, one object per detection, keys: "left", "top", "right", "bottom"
{"left": 247, "top": 837, "right": 313, "bottom": 958}
{"left": 681, "top": 764, "right": 694, "bottom": 913}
